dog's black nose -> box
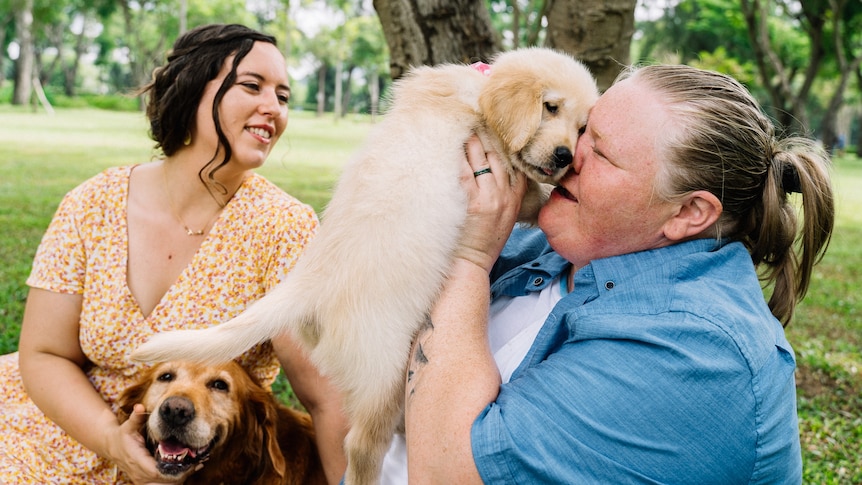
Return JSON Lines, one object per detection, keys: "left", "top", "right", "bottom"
{"left": 553, "top": 146, "right": 573, "bottom": 168}
{"left": 159, "top": 396, "right": 195, "bottom": 427}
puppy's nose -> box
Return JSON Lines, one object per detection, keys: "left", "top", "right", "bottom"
{"left": 553, "top": 146, "right": 573, "bottom": 169}
{"left": 159, "top": 396, "right": 195, "bottom": 427}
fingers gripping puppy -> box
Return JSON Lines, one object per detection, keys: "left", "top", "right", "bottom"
{"left": 133, "top": 47, "right": 598, "bottom": 485}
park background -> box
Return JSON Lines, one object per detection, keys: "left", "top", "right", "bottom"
{"left": 0, "top": 0, "right": 860, "bottom": 483}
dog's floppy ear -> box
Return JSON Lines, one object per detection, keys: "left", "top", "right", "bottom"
{"left": 116, "top": 371, "right": 153, "bottom": 423}
{"left": 238, "top": 382, "right": 288, "bottom": 484}
{"left": 478, "top": 68, "right": 545, "bottom": 153}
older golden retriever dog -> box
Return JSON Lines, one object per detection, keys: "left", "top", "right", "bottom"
{"left": 134, "top": 47, "right": 598, "bottom": 484}
{"left": 117, "top": 360, "right": 326, "bottom": 485}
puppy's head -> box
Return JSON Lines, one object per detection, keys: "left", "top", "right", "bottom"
{"left": 117, "top": 360, "right": 285, "bottom": 480}
{"left": 478, "top": 48, "right": 598, "bottom": 184}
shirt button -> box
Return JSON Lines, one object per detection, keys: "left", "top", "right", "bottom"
{"left": 532, "top": 277, "right": 544, "bottom": 287}
{"left": 605, "top": 281, "right": 615, "bottom": 290}
{"left": 530, "top": 262, "right": 541, "bottom": 267}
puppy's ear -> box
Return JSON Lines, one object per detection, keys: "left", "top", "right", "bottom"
{"left": 478, "top": 70, "right": 544, "bottom": 152}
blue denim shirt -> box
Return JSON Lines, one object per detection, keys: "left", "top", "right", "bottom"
{"left": 472, "top": 227, "right": 802, "bottom": 484}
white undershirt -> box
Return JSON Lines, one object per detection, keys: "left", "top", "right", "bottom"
{"left": 379, "top": 275, "right": 566, "bottom": 484}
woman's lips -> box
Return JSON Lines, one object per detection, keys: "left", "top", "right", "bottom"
{"left": 554, "top": 186, "right": 578, "bottom": 202}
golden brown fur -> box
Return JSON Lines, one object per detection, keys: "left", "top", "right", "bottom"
{"left": 134, "top": 47, "right": 598, "bottom": 484}
{"left": 117, "top": 360, "right": 326, "bottom": 485}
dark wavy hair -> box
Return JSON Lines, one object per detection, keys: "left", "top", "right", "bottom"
{"left": 137, "top": 24, "right": 278, "bottom": 197}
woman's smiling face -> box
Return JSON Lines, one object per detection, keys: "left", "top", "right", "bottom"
{"left": 193, "top": 41, "right": 290, "bottom": 171}
{"left": 538, "top": 77, "right": 682, "bottom": 269}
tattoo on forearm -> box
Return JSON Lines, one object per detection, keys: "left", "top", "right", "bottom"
{"left": 406, "top": 315, "right": 434, "bottom": 400}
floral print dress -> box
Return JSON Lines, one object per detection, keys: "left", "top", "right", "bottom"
{"left": 0, "top": 166, "right": 318, "bottom": 484}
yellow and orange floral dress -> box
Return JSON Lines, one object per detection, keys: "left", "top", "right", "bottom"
{"left": 0, "top": 166, "right": 318, "bottom": 484}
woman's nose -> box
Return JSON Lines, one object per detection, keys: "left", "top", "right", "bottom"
{"left": 260, "top": 90, "right": 281, "bottom": 115}
{"left": 571, "top": 140, "right": 586, "bottom": 174}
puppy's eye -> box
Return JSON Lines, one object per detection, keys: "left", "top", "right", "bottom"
{"left": 578, "top": 126, "right": 587, "bottom": 136}
{"left": 544, "top": 102, "right": 559, "bottom": 114}
{"left": 209, "top": 379, "right": 229, "bottom": 392}
{"left": 157, "top": 372, "right": 174, "bottom": 382}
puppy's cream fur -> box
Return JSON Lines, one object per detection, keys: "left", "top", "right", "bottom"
{"left": 134, "top": 47, "right": 598, "bottom": 484}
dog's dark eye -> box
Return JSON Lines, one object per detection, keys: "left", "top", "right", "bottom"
{"left": 578, "top": 125, "right": 587, "bottom": 136}
{"left": 157, "top": 372, "right": 174, "bottom": 382}
{"left": 209, "top": 379, "right": 229, "bottom": 392}
{"left": 544, "top": 102, "right": 559, "bottom": 114}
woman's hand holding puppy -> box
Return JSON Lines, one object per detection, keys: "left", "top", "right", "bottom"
{"left": 454, "top": 135, "right": 527, "bottom": 274}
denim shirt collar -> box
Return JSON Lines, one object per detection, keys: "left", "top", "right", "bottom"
{"left": 491, "top": 236, "right": 724, "bottom": 302}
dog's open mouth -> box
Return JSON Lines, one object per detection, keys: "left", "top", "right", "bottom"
{"left": 153, "top": 437, "right": 213, "bottom": 475}
{"left": 540, "top": 167, "right": 558, "bottom": 177}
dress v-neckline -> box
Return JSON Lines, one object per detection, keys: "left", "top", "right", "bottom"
{"left": 122, "top": 165, "right": 236, "bottom": 320}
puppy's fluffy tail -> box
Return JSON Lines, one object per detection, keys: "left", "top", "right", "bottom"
{"left": 132, "top": 324, "right": 256, "bottom": 365}
{"left": 131, "top": 286, "right": 303, "bottom": 365}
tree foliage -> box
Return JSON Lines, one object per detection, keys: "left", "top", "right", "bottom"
{"left": 1, "top": 0, "right": 859, "bottom": 147}
{"left": 636, "top": 0, "right": 861, "bottom": 146}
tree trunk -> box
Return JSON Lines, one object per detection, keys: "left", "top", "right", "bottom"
{"left": 856, "top": 68, "right": 862, "bottom": 158}
{"left": 819, "top": 0, "right": 862, "bottom": 153}
{"left": 316, "top": 64, "right": 327, "bottom": 117}
{"left": 334, "top": 60, "right": 343, "bottom": 120}
{"left": 179, "top": 0, "right": 188, "bottom": 35}
{"left": 740, "top": 0, "right": 826, "bottom": 135}
{"left": 12, "top": 0, "right": 35, "bottom": 105}
{"left": 372, "top": 0, "right": 500, "bottom": 80}
{"left": 0, "top": 18, "right": 6, "bottom": 87}
{"left": 63, "top": 16, "right": 92, "bottom": 97}
{"left": 545, "top": 0, "right": 636, "bottom": 92}
{"left": 341, "top": 65, "right": 356, "bottom": 117}
{"left": 118, "top": 0, "right": 165, "bottom": 111}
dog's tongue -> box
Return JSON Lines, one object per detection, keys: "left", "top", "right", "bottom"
{"left": 158, "top": 439, "right": 195, "bottom": 460}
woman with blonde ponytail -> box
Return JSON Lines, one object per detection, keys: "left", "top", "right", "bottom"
{"left": 626, "top": 65, "right": 835, "bottom": 326}
{"left": 396, "top": 63, "right": 834, "bottom": 484}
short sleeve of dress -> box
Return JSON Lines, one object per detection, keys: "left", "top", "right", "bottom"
{"left": 26, "top": 183, "right": 91, "bottom": 294}
{"left": 262, "top": 203, "right": 319, "bottom": 291}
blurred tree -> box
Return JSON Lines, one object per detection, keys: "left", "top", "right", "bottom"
{"left": 0, "top": 0, "right": 15, "bottom": 87}
{"left": 336, "top": 15, "right": 387, "bottom": 117}
{"left": 307, "top": 24, "right": 340, "bottom": 116}
{"left": 487, "top": 0, "right": 548, "bottom": 49}
{"left": 372, "top": 0, "right": 499, "bottom": 80}
{"left": 371, "top": 0, "right": 634, "bottom": 90}
{"left": 545, "top": 0, "right": 636, "bottom": 91}
{"left": 817, "top": 0, "right": 862, "bottom": 150}
{"left": 740, "top": 0, "right": 825, "bottom": 134}
{"left": 637, "top": 0, "right": 861, "bottom": 150}
{"left": 11, "top": 0, "right": 34, "bottom": 104}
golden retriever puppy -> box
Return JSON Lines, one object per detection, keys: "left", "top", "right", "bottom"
{"left": 134, "top": 47, "right": 598, "bottom": 484}
{"left": 117, "top": 360, "right": 326, "bottom": 485}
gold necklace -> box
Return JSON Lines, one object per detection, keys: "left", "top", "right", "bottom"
{"left": 162, "top": 163, "right": 220, "bottom": 236}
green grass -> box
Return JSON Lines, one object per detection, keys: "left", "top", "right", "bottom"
{"left": 1, "top": 107, "right": 860, "bottom": 483}
{"left": 787, "top": 154, "right": 862, "bottom": 484}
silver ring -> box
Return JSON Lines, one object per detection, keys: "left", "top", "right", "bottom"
{"left": 473, "top": 167, "right": 492, "bottom": 177}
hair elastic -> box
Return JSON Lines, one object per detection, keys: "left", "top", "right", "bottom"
{"left": 781, "top": 162, "right": 802, "bottom": 194}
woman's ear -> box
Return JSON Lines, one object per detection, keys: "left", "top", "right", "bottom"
{"left": 662, "top": 190, "right": 723, "bottom": 241}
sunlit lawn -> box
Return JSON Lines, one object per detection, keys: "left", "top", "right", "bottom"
{"left": 0, "top": 106, "right": 859, "bottom": 483}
